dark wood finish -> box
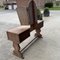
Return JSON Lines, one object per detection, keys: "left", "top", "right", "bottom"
{"left": 7, "top": 26, "right": 30, "bottom": 43}
{"left": 13, "top": 42, "right": 24, "bottom": 59}
{"left": 7, "top": 0, "right": 44, "bottom": 59}
{"left": 7, "top": 26, "right": 30, "bottom": 59}
{"left": 27, "top": 0, "right": 43, "bottom": 38}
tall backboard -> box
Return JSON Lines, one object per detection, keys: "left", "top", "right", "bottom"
{"left": 16, "top": 0, "right": 37, "bottom": 25}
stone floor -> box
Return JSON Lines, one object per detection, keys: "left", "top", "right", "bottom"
{"left": 0, "top": 10, "right": 60, "bottom": 60}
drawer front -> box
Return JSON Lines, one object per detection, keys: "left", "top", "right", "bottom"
{"left": 7, "top": 32, "right": 20, "bottom": 44}
{"left": 19, "top": 29, "right": 30, "bottom": 43}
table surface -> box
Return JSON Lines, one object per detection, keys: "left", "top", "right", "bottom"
{"left": 7, "top": 25, "right": 30, "bottom": 34}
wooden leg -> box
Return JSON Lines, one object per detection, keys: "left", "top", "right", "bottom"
{"left": 35, "top": 28, "right": 42, "bottom": 38}
{"left": 13, "top": 42, "right": 24, "bottom": 59}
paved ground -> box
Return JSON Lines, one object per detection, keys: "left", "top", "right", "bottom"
{"left": 0, "top": 10, "right": 60, "bottom": 60}
{"left": 0, "top": 10, "right": 20, "bottom": 24}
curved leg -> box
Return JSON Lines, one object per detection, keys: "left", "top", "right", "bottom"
{"left": 13, "top": 42, "right": 24, "bottom": 59}
{"left": 35, "top": 28, "right": 42, "bottom": 38}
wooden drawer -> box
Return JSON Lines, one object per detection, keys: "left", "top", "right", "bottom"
{"left": 7, "top": 26, "right": 30, "bottom": 43}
